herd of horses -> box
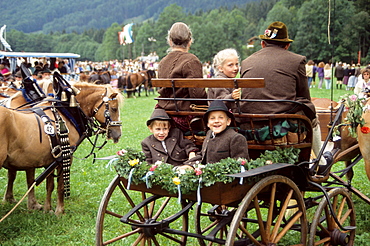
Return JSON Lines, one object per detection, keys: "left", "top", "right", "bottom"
{"left": 87, "top": 69, "right": 156, "bottom": 97}
{"left": 1, "top": 66, "right": 369, "bottom": 219}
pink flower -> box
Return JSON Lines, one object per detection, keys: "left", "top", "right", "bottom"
{"left": 240, "top": 159, "right": 246, "bottom": 166}
{"left": 116, "top": 149, "right": 127, "bottom": 156}
{"left": 149, "top": 165, "right": 157, "bottom": 172}
{"left": 265, "top": 160, "right": 273, "bottom": 165}
{"left": 194, "top": 168, "right": 203, "bottom": 176}
{"left": 349, "top": 95, "right": 357, "bottom": 101}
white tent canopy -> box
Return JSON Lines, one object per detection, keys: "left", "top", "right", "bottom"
{"left": 0, "top": 51, "right": 80, "bottom": 58}
{"left": 0, "top": 51, "right": 80, "bottom": 74}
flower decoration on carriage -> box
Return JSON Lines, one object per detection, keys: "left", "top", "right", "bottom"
{"left": 172, "top": 177, "right": 181, "bottom": 185}
{"left": 334, "top": 94, "right": 367, "bottom": 137}
{"left": 129, "top": 159, "right": 139, "bottom": 167}
{"left": 116, "top": 149, "right": 127, "bottom": 156}
{"left": 113, "top": 147, "right": 300, "bottom": 196}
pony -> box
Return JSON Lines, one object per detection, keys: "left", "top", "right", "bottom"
{"left": 118, "top": 70, "right": 156, "bottom": 97}
{"left": 1, "top": 75, "right": 123, "bottom": 215}
{"left": 88, "top": 71, "right": 111, "bottom": 84}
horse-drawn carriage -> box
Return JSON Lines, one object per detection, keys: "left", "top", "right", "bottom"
{"left": 95, "top": 78, "right": 369, "bottom": 245}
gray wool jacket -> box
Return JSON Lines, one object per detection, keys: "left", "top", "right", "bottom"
{"left": 141, "top": 128, "right": 198, "bottom": 166}
{"left": 186, "top": 128, "right": 249, "bottom": 165}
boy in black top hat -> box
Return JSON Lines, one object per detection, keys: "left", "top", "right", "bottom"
{"left": 141, "top": 108, "right": 198, "bottom": 166}
{"left": 186, "top": 100, "right": 249, "bottom": 165}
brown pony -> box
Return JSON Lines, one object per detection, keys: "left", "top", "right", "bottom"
{"left": 88, "top": 71, "right": 111, "bottom": 84}
{"left": 1, "top": 81, "right": 123, "bottom": 215}
{"left": 118, "top": 70, "right": 156, "bottom": 97}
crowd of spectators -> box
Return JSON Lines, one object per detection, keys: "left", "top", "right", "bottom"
{"left": 0, "top": 57, "right": 160, "bottom": 88}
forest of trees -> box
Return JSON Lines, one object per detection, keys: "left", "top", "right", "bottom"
{"left": 2, "top": 0, "right": 370, "bottom": 65}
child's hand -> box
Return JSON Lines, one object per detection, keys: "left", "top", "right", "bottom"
{"left": 176, "top": 165, "right": 194, "bottom": 173}
{"left": 232, "top": 88, "right": 241, "bottom": 100}
{"left": 188, "top": 152, "right": 196, "bottom": 159}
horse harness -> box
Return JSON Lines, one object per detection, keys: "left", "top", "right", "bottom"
{"left": 32, "top": 103, "right": 73, "bottom": 197}
{"left": 92, "top": 88, "right": 122, "bottom": 131}
{"left": 30, "top": 89, "right": 121, "bottom": 197}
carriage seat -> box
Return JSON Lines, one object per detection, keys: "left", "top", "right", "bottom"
{"left": 152, "top": 78, "right": 313, "bottom": 162}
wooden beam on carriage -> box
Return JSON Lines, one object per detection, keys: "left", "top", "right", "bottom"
{"left": 152, "top": 78, "right": 265, "bottom": 88}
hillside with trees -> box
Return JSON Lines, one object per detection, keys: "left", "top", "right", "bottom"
{"left": 2, "top": 0, "right": 369, "bottom": 65}
{"left": 1, "top": 0, "right": 257, "bottom": 34}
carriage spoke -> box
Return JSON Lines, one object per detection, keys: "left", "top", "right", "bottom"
{"left": 201, "top": 220, "right": 219, "bottom": 234}
{"left": 151, "top": 236, "right": 160, "bottom": 246}
{"left": 105, "top": 209, "right": 123, "bottom": 218}
{"left": 148, "top": 199, "right": 156, "bottom": 218}
{"left": 237, "top": 223, "right": 262, "bottom": 246}
{"left": 159, "top": 232, "right": 184, "bottom": 244}
{"left": 103, "top": 227, "right": 142, "bottom": 245}
{"left": 337, "top": 196, "right": 346, "bottom": 221}
{"left": 339, "top": 209, "right": 353, "bottom": 225}
{"left": 318, "top": 220, "right": 330, "bottom": 236}
{"left": 119, "top": 182, "right": 145, "bottom": 221}
{"left": 142, "top": 192, "right": 149, "bottom": 219}
{"left": 152, "top": 197, "right": 171, "bottom": 221}
{"left": 132, "top": 233, "right": 145, "bottom": 246}
{"left": 275, "top": 211, "right": 303, "bottom": 242}
{"left": 253, "top": 195, "right": 267, "bottom": 243}
{"left": 270, "top": 189, "right": 293, "bottom": 242}
{"left": 314, "top": 237, "right": 331, "bottom": 245}
{"left": 324, "top": 205, "right": 335, "bottom": 231}
{"left": 266, "top": 183, "right": 276, "bottom": 239}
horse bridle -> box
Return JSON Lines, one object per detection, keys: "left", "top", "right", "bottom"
{"left": 92, "top": 88, "right": 122, "bottom": 132}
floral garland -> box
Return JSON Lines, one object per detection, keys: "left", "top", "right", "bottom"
{"left": 334, "top": 94, "right": 368, "bottom": 137}
{"left": 112, "top": 146, "right": 300, "bottom": 195}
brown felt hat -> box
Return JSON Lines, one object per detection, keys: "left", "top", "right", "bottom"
{"left": 259, "top": 21, "right": 293, "bottom": 43}
{"left": 146, "top": 109, "right": 172, "bottom": 126}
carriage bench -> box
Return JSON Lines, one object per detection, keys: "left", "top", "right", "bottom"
{"left": 152, "top": 78, "right": 313, "bottom": 161}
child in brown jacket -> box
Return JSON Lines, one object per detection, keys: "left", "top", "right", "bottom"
{"left": 141, "top": 109, "right": 198, "bottom": 166}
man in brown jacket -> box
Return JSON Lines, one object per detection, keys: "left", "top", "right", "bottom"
{"left": 234, "top": 21, "right": 325, "bottom": 165}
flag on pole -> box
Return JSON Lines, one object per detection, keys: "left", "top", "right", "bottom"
{"left": 0, "top": 25, "right": 12, "bottom": 51}
{"left": 124, "top": 23, "right": 134, "bottom": 44}
{"left": 118, "top": 23, "right": 134, "bottom": 45}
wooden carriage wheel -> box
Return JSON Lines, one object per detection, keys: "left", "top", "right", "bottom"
{"left": 95, "top": 175, "right": 190, "bottom": 245}
{"left": 308, "top": 188, "right": 356, "bottom": 246}
{"left": 225, "top": 175, "right": 308, "bottom": 246}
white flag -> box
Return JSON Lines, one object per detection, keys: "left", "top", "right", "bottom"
{"left": 123, "top": 23, "right": 134, "bottom": 44}
{"left": 0, "top": 25, "right": 12, "bottom": 51}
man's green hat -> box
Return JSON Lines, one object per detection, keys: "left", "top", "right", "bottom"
{"left": 259, "top": 21, "right": 293, "bottom": 43}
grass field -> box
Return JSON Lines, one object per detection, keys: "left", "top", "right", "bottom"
{"left": 0, "top": 85, "right": 369, "bottom": 245}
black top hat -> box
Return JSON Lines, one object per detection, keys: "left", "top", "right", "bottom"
{"left": 259, "top": 21, "right": 293, "bottom": 43}
{"left": 203, "top": 100, "right": 234, "bottom": 124}
{"left": 146, "top": 108, "right": 172, "bottom": 126}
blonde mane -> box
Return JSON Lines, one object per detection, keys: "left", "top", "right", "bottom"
{"left": 73, "top": 82, "right": 124, "bottom": 105}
